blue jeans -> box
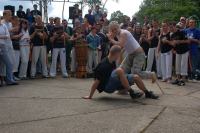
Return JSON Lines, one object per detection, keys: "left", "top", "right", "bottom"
{"left": 104, "top": 70, "right": 134, "bottom": 93}
{"left": 191, "top": 52, "right": 200, "bottom": 78}
{"left": 0, "top": 47, "right": 15, "bottom": 83}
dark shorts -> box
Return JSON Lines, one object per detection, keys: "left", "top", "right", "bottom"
{"left": 104, "top": 70, "right": 134, "bottom": 93}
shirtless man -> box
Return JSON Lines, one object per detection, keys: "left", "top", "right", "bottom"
{"left": 107, "top": 21, "right": 157, "bottom": 82}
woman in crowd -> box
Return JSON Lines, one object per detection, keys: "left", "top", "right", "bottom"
{"left": 139, "top": 25, "right": 150, "bottom": 70}
{"left": 133, "top": 24, "right": 142, "bottom": 42}
{"left": 157, "top": 21, "right": 174, "bottom": 82}
{"left": 146, "top": 20, "right": 160, "bottom": 73}
{"left": 19, "top": 19, "right": 30, "bottom": 79}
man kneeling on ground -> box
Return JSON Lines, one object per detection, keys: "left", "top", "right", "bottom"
{"left": 83, "top": 45, "right": 159, "bottom": 100}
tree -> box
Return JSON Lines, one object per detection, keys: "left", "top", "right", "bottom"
{"left": 135, "top": 0, "right": 200, "bottom": 24}
{"left": 110, "top": 10, "right": 128, "bottom": 24}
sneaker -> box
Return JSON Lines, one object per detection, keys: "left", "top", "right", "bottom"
{"left": 145, "top": 91, "right": 159, "bottom": 99}
{"left": 129, "top": 90, "right": 143, "bottom": 99}
{"left": 14, "top": 76, "right": 21, "bottom": 81}
{"left": 171, "top": 79, "right": 179, "bottom": 85}
{"left": 177, "top": 80, "right": 185, "bottom": 86}
{"left": 63, "top": 73, "right": 69, "bottom": 78}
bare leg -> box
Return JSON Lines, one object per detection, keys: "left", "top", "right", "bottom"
{"left": 133, "top": 75, "right": 147, "bottom": 92}
{"left": 115, "top": 68, "right": 143, "bottom": 99}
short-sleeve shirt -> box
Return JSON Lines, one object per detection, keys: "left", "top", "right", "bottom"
{"left": 160, "top": 33, "right": 172, "bottom": 53}
{"left": 94, "top": 57, "right": 116, "bottom": 93}
{"left": 171, "top": 30, "right": 189, "bottom": 54}
{"left": 30, "top": 25, "right": 48, "bottom": 46}
{"left": 86, "top": 33, "right": 100, "bottom": 50}
{"left": 184, "top": 28, "right": 200, "bottom": 56}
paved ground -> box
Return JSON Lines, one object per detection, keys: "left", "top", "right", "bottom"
{"left": 0, "top": 77, "right": 199, "bottom": 133}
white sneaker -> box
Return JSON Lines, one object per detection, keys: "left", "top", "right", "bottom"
{"left": 63, "top": 73, "right": 69, "bottom": 78}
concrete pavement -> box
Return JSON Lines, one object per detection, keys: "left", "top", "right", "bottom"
{"left": 0, "top": 77, "right": 199, "bottom": 133}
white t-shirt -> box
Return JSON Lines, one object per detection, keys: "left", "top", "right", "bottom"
{"left": 121, "top": 29, "right": 140, "bottom": 54}
{"left": 20, "top": 29, "right": 30, "bottom": 46}
{"left": 1, "top": 20, "right": 13, "bottom": 48}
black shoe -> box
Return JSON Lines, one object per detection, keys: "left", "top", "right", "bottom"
{"left": 171, "top": 79, "right": 179, "bottom": 85}
{"left": 177, "top": 80, "right": 185, "bottom": 86}
{"left": 129, "top": 90, "right": 143, "bottom": 99}
{"left": 145, "top": 91, "right": 159, "bottom": 99}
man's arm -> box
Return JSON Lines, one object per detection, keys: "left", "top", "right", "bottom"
{"left": 83, "top": 80, "right": 100, "bottom": 99}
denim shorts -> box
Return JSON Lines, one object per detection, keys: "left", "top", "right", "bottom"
{"left": 104, "top": 70, "right": 134, "bottom": 93}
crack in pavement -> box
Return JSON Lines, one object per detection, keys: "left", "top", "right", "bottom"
{"left": 0, "top": 104, "right": 145, "bottom": 127}
{"left": 184, "top": 89, "right": 200, "bottom": 96}
{"left": 139, "top": 106, "right": 167, "bottom": 133}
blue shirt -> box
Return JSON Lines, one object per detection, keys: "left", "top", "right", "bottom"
{"left": 84, "top": 14, "right": 96, "bottom": 26}
{"left": 184, "top": 28, "right": 200, "bottom": 55}
{"left": 86, "top": 33, "right": 100, "bottom": 50}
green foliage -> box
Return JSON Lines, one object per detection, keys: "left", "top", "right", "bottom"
{"left": 135, "top": 0, "right": 200, "bottom": 23}
{"left": 110, "top": 10, "right": 129, "bottom": 24}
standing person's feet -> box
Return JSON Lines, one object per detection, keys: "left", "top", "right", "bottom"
{"left": 145, "top": 91, "right": 159, "bottom": 99}
{"left": 63, "top": 73, "right": 69, "bottom": 78}
{"left": 43, "top": 75, "right": 49, "bottom": 78}
{"left": 14, "top": 76, "right": 21, "bottom": 81}
{"left": 177, "top": 80, "right": 185, "bottom": 86}
{"left": 171, "top": 79, "right": 179, "bottom": 85}
{"left": 30, "top": 76, "right": 36, "bottom": 79}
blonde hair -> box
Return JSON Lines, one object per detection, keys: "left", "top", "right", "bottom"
{"left": 109, "top": 21, "right": 120, "bottom": 31}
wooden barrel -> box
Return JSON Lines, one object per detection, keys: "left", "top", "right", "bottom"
{"left": 75, "top": 41, "right": 88, "bottom": 78}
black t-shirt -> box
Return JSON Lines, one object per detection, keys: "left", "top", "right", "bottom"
{"left": 133, "top": 33, "right": 141, "bottom": 42}
{"left": 150, "top": 29, "right": 160, "bottom": 48}
{"left": 12, "top": 28, "right": 20, "bottom": 50}
{"left": 52, "top": 26, "right": 65, "bottom": 48}
{"left": 17, "top": 11, "right": 26, "bottom": 19}
{"left": 30, "top": 25, "right": 48, "bottom": 46}
{"left": 160, "top": 33, "right": 172, "bottom": 53}
{"left": 94, "top": 57, "right": 116, "bottom": 93}
{"left": 170, "top": 30, "right": 189, "bottom": 54}
{"left": 140, "top": 40, "right": 149, "bottom": 56}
